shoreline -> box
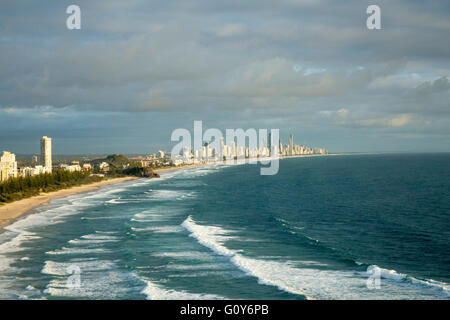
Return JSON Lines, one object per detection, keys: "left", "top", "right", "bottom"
{"left": 0, "top": 176, "right": 138, "bottom": 231}
{"left": 0, "top": 153, "right": 362, "bottom": 231}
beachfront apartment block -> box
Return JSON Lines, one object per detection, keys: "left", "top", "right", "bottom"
{"left": 40, "top": 136, "right": 52, "bottom": 172}
{"left": 20, "top": 165, "right": 51, "bottom": 177}
{"left": 59, "top": 164, "right": 82, "bottom": 172}
{"left": 0, "top": 151, "right": 18, "bottom": 182}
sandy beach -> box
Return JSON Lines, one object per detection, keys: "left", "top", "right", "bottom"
{"left": 0, "top": 176, "right": 138, "bottom": 230}
{"left": 0, "top": 156, "right": 336, "bottom": 231}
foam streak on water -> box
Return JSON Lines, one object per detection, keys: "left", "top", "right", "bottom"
{"left": 181, "top": 215, "right": 450, "bottom": 300}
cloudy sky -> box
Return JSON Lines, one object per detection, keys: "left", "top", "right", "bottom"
{"left": 1, "top": 0, "right": 449, "bottom": 154}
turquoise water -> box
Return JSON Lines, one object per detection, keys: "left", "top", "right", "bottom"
{"left": 0, "top": 153, "right": 449, "bottom": 299}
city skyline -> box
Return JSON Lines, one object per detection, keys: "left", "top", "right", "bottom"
{"left": 0, "top": 131, "right": 327, "bottom": 180}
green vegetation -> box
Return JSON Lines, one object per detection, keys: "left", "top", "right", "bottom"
{"left": 92, "top": 154, "right": 163, "bottom": 177}
{"left": 121, "top": 166, "right": 159, "bottom": 178}
{"left": 91, "top": 154, "right": 129, "bottom": 170}
{"left": 105, "top": 154, "right": 129, "bottom": 169}
{"left": 0, "top": 153, "right": 166, "bottom": 205}
{"left": 0, "top": 170, "right": 103, "bottom": 204}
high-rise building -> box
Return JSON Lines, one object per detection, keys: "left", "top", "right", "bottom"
{"left": 268, "top": 132, "right": 272, "bottom": 155}
{"left": 220, "top": 138, "right": 225, "bottom": 159}
{"left": 289, "top": 134, "right": 294, "bottom": 156}
{"left": 40, "top": 136, "right": 52, "bottom": 172}
{"left": 231, "top": 141, "right": 237, "bottom": 158}
{"left": 0, "top": 151, "right": 18, "bottom": 182}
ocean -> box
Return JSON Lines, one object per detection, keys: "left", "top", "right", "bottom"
{"left": 0, "top": 153, "right": 449, "bottom": 300}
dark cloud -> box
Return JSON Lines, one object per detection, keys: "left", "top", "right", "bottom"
{"left": 0, "top": 0, "right": 449, "bottom": 153}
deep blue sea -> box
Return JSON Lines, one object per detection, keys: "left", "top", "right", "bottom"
{"left": 0, "top": 153, "right": 449, "bottom": 299}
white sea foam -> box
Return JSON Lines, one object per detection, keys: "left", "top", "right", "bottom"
{"left": 130, "top": 218, "right": 154, "bottom": 223}
{"left": 181, "top": 216, "right": 450, "bottom": 300}
{"left": 140, "top": 279, "right": 224, "bottom": 300}
{"left": 0, "top": 231, "right": 40, "bottom": 253}
{"left": 5, "top": 204, "right": 79, "bottom": 234}
{"left": 42, "top": 259, "right": 135, "bottom": 299}
{"left": 0, "top": 183, "right": 125, "bottom": 269}
{"left": 0, "top": 181, "right": 137, "bottom": 298}
{"left": 131, "top": 226, "right": 183, "bottom": 233}
{"left": 0, "top": 231, "right": 41, "bottom": 271}
{"left": 45, "top": 247, "right": 110, "bottom": 255}
{"left": 133, "top": 213, "right": 154, "bottom": 219}
{"left": 105, "top": 198, "right": 123, "bottom": 204}
{"left": 0, "top": 257, "right": 15, "bottom": 272}
{"left": 132, "top": 208, "right": 179, "bottom": 221}
{"left": 81, "top": 216, "right": 122, "bottom": 220}
{"left": 166, "top": 263, "right": 226, "bottom": 271}
{"left": 82, "top": 187, "right": 126, "bottom": 200}
{"left": 126, "top": 180, "right": 153, "bottom": 188}
{"left": 81, "top": 234, "right": 118, "bottom": 240}
{"left": 175, "top": 166, "right": 224, "bottom": 179}
{"left": 95, "top": 230, "right": 118, "bottom": 235}
{"left": 364, "top": 265, "right": 450, "bottom": 297}
{"left": 42, "top": 259, "right": 116, "bottom": 276}
{"left": 153, "top": 251, "right": 214, "bottom": 260}
{"left": 181, "top": 216, "right": 237, "bottom": 257}
{"left": 26, "top": 285, "right": 38, "bottom": 291}
{"left": 146, "top": 189, "right": 195, "bottom": 201}
{"left": 68, "top": 234, "right": 119, "bottom": 245}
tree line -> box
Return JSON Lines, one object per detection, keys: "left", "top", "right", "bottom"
{"left": 0, "top": 170, "right": 103, "bottom": 203}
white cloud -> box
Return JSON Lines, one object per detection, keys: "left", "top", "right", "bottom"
{"left": 215, "top": 23, "right": 246, "bottom": 37}
{"left": 359, "top": 114, "right": 415, "bottom": 128}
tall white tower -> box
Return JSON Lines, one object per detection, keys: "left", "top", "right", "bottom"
{"left": 40, "top": 136, "right": 52, "bottom": 172}
{"left": 0, "top": 151, "right": 18, "bottom": 181}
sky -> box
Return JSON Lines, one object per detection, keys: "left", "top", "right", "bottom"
{"left": 0, "top": 0, "right": 449, "bottom": 154}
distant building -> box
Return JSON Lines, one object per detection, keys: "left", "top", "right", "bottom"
{"left": 99, "top": 162, "right": 109, "bottom": 172}
{"left": 36, "top": 165, "right": 51, "bottom": 175}
{"left": 19, "top": 166, "right": 35, "bottom": 177}
{"left": 231, "top": 141, "right": 237, "bottom": 158}
{"left": 60, "top": 164, "right": 81, "bottom": 172}
{"left": 82, "top": 163, "right": 92, "bottom": 170}
{"left": 20, "top": 165, "right": 51, "bottom": 177}
{"left": 157, "top": 150, "right": 165, "bottom": 159}
{"left": 0, "top": 151, "right": 18, "bottom": 182}
{"left": 289, "top": 134, "right": 294, "bottom": 156}
{"left": 220, "top": 138, "right": 225, "bottom": 159}
{"left": 172, "top": 157, "right": 184, "bottom": 166}
{"left": 40, "top": 136, "right": 52, "bottom": 172}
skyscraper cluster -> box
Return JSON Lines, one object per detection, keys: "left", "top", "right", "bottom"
{"left": 0, "top": 136, "right": 53, "bottom": 181}
{"left": 172, "top": 134, "right": 328, "bottom": 165}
